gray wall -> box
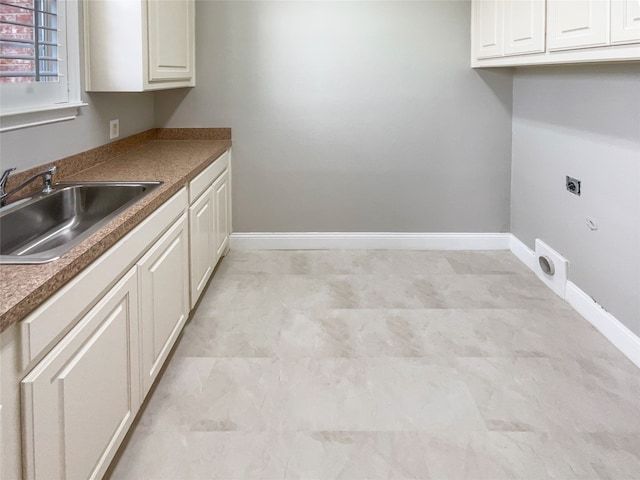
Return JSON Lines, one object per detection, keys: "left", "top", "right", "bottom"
{"left": 0, "top": 93, "right": 155, "bottom": 172}
{"left": 511, "top": 65, "right": 640, "bottom": 335}
{"left": 156, "top": 0, "right": 514, "bottom": 233}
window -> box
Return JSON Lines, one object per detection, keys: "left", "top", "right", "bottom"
{"left": 0, "top": 0, "right": 84, "bottom": 132}
{"left": 1, "top": 0, "right": 60, "bottom": 83}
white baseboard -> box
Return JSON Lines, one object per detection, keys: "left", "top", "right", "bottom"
{"left": 509, "top": 234, "right": 537, "bottom": 271}
{"left": 566, "top": 282, "right": 640, "bottom": 369}
{"left": 230, "top": 232, "right": 511, "bottom": 250}
{"left": 510, "top": 234, "right": 640, "bottom": 369}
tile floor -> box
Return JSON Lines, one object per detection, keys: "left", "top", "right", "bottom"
{"left": 108, "top": 250, "right": 640, "bottom": 479}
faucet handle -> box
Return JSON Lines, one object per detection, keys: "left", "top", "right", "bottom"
{"left": 42, "top": 166, "right": 57, "bottom": 194}
{"left": 0, "top": 167, "right": 16, "bottom": 186}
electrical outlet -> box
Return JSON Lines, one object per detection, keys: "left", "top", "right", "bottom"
{"left": 566, "top": 176, "right": 581, "bottom": 196}
{"left": 109, "top": 119, "right": 120, "bottom": 140}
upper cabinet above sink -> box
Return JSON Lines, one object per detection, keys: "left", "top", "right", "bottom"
{"left": 471, "top": 0, "right": 640, "bottom": 68}
{"left": 84, "top": 0, "right": 195, "bottom": 92}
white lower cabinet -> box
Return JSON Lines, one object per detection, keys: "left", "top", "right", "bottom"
{"left": 139, "top": 213, "right": 189, "bottom": 396}
{"left": 188, "top": 149, "right": 232, "bottom": 307}
{"left": 189, "top": 186, "right": 216, "bottom": 308}
{"left": 213, "top": 169, "right": 231, "bottom": 260}
{"left": 21, "top": 268, "right": 140, "bottom": 480}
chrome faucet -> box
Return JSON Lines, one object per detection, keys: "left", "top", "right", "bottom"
{"left": 0, "top": 168, "right": 15, "bottom": 195}
{"left": 0, "top": 166, "right": 57, "bottom": 207}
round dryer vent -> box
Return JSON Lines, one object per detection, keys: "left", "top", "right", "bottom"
{"left": 538, "top": 255, "right": 555, "bottom": 276}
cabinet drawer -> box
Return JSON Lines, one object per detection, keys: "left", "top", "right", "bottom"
{"left": 19, "top": 188, "right": 188, "bottom": 371}
{"left": 189, "top": 150, "right": 229, "bottom": 203}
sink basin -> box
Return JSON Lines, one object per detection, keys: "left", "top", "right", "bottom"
{"left": 0, "top": 181, "right": 162, "bottom": 264}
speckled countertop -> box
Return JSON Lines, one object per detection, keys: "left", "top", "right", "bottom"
{"left": 0, "top": 137, "right": 231, "bottom": 333}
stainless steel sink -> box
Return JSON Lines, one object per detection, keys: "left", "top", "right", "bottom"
{"left": 0, "top": 181, "right": 162, "bottom": 264}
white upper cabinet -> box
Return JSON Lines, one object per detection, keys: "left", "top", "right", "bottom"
{"left": 547, "top": 0, "right": 608, "bottom": 50}
{"left": 504, "top": 0, "right": 546, "bottom": 55}
{"left": 611, "top": 0, "right": 640, "bottom": 43}
{"left": 473, "top": 0, "right": 504, "bottom": 58}
{"left": 471, "top": 0, "right": 640, "bottom": 66}
{"left": 147, "top": 0, "right": 194, "bottom": 82}
{"left": 84, "top": 0, "right": 195, "bottom": 92}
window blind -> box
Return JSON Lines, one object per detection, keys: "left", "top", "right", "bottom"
{"left": 0, "top": 0, "right": 59, "bottom": 83}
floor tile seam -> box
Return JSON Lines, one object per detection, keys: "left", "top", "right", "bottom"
{"left": 216, "top": 272, "right": 527, "bottom": 278}
{"left": 172, "top": 355, "right": 628, "bottom": 362}
{"left": 192, "top": 307, "right": 538, "bottom": 312}
{"left": 173, "top": 354, "right": 564, "bottom": 360}
{"left": 133, "top": 427, "right": 500, "bottom": 434}
{"left": 194, "top": 306, "right": 566, "bottom": 313}
{"left": 173, "top": 354, "right": 625, "bottom": 361}
{"left": 130, "top": 429, "right": 640, "bottom": 442}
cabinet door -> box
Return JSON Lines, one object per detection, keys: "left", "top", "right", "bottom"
{"left": 213, "top": 169, "right": 231, "bottom": 260}
{"left": 21, "top": 268, "right": 140, "bottom": 480}
{"left": 139, "top": 213, "right": 189, "bottom": 396}
{"left": 547, "top": 0, "right": 608, "bottom": 50}
{"left": 473, "top": 0, "right": 504, "bottom": 58}
{"left": 504, "top": 0, "right": 546, "bottom": 55}
{"left": 611, "top": 0, "right": 640, "bottom": 43}
{"left": 189, "top": 186, "right": 216, "bottom": 308}
{"left": 147, "top": 0, "right": 195, "bottom": 82}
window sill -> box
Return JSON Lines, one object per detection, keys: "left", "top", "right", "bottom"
{"left": 0, "top": 102, "right": 89, "bottom": 133}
